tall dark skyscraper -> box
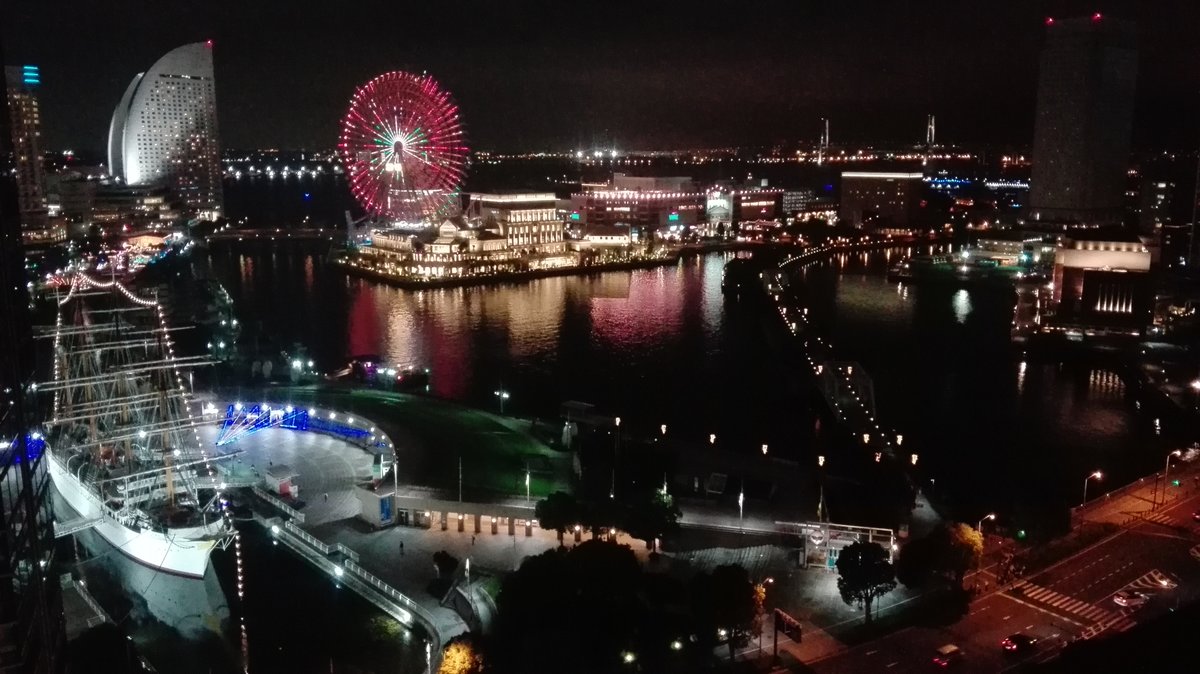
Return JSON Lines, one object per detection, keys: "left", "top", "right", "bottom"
{"left": 1028, "top": 14, "right": 1137, "bottom": 229}
{"left": 0, "top": 44, "right": 64, "bottom": 674}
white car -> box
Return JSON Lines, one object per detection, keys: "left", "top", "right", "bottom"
{"left": 1112, "top": 590, "right": 1148, "bottom": 608}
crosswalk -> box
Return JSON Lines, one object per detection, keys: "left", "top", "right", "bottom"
{"left": 1124, "top": 569, "right": 1176, "bottom": 592}
{"left": 1137, "top": 512, "right": 1178, "bottom": 527}
{"left": 1007, "top": 579, "right": 1116, "bottom": 624}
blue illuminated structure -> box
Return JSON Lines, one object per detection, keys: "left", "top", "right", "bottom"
{"left": 216, "top": 403, "right": 309, "bottom": 446}
{"left": 215, "top": 403, "right": 382, "bottom": 448}
{"left": 21, "top": 65, "right": 39, "bottom": 86}
{"left": 0, "top": 433, "right": 46, "bottom": 462}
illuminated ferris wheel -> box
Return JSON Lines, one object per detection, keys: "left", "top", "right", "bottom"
{"left": 338, "top": 71, "right": 468, "bottom": 223}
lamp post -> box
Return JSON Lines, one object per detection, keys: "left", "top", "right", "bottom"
{"left": 493, "top": 389, "right": 510, "bottom": 415}
{"left": 761, "top": 444, "right": 769, "bottom": 456}
{"left": 738, "top": 486, "right": 745, "bottom": 533}
{"left": 1082, "top": 470, "right": 1102, "bottom": 506}
{"left": 525, "top": 467, "right": 530, "bottom": 503}
{"left": 611, "top": 416, "right": 621, "bottom": 499}
{"left": 976, "top": 512, "right": 995, "bottom": 532}
{"left": 1160, "top": 450, "right": 1183, "bottom": 508}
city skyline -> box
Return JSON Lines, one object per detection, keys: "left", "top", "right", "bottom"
{"left": 2, "top": 0, "right": 1198, "bottom": 153}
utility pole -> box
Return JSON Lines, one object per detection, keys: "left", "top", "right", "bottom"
{"left": 458, "top": 456, "right": 462, "bottom": 503}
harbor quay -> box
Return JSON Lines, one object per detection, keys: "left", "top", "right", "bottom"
{"left": 196, "top": 380, "right": 915, "bottom": 662}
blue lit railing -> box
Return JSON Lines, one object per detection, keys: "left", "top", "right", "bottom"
{"left": 212, "top": 401, "right": 392, "bottom": 454}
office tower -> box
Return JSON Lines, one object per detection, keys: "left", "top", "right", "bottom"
{"left": 1028, "top": 15, "right": 1137, "bottom": 228}
{"left": 3, "top": 64, "right": 47, "bottom": 232}
{"left": 0, "top": 49, "right": 65, "bottom": 674}
{"left": 108, "top": 42, "right": 223, "bottom": 220}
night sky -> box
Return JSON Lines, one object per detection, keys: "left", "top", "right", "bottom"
{"left": 3, "top": 0, "right": 1198, "bottom": 153}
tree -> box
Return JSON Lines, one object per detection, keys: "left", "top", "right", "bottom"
{"left": 896, "top": 523, "right": 983, "bottom": 590}
{"left": 581, "top": 496, "right": 625, "bottom": 540}
{"left": 535, "top": 491, "right": 580, "bottom": 545}
{"left": 692, "top": 564, "right": 757, "bottom": 661}
{"left": 929, "top": 523, "right": 983, "bottom": 588}
{"left": 895, "top": 536, "right": 936, "bottom": 589}
{"left": 621, "top": 490, "right": 681, "bottom": 551}
{"left": 835, "top": 541, "right": 897, "bottom": 623}
{"left": 438, "top": 634, "right": 484, "bottom": 674}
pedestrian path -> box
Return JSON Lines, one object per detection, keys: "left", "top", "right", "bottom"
{"left": 1007, "top": 579, "right": 1116, "bottom": 624}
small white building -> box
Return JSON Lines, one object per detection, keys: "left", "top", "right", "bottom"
{"left": 264, "top": 464, "right": 300, "bottom": 498}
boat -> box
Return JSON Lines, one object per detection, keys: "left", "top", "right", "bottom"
{"left": 39, "top": 273, "right": 233, "bottom": 578}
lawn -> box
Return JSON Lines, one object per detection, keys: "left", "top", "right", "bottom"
{"left": 264, "top": 385, "right": 572, "bottom": 500}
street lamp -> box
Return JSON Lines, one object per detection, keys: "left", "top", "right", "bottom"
{"left": 761, "top": 444, "right": 769, "bottom": 456}
{"left": 709, "top": 433, "right": 717, "bottom": 445}
{"left": 525, "top": 467, "right": 531, "bottom": 503}
{"left": 661, "top": 424, "right": 667, "bottom": 437}
{"left": 493, "top": 389, "right": 510, "bottom": 415}
{"left": 1161, "top": 450, "right": 1183, "bottom": 507}
{"left": 611, "top": 417, "right": 621, "bottom": 500}
{"left": 738, "top": 488, "right": 745, "bottom": 533}
{"left": 1165, "top": 449, "right": 1182, "bottom": 481}
{"left": 1083, "top": 470, "right": 1102, "bottom": 505}
{"left": 976, "top": 512, "right": 995, "bottom": 532}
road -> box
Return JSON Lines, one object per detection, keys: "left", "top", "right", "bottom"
{"left": 807, "top": 489, "right": 1200, "bottom": 673}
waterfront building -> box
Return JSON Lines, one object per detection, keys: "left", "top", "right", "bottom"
{"left": 839, "top": 171, "right": 924, "bottom": 229}
{"left": 582, "top": 224, "right": 633, "bottom": 247}
{"left": 0, "top": 58, "right": 66, "bottom": 674}
{"left": 570, "top": 173, "right": 704, "bottom": 235}
{"left": 1048, "top": 230, "right": 1152, "bottom": 331}
{"left": 108, "top": 42, "right": 223, "bottom": 220}
{"left": 1028, "top": 15, "right": 1137, "bottom": 229}
{"left": 90, "top": 184, "right": 178, "bottom": 232}
{"left": 467, "top": 192, "right": 566, "bottom": 255}
{"left": 705, "top": 185, "right": 784, "bottom": 233}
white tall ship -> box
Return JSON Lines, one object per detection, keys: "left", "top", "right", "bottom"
{"left": 40, "top": 274, "right": 232, "bottom": 578}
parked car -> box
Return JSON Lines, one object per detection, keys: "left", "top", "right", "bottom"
{"left": 1112, "top": 590, "right": 1148, "bottom": 608}
{"left": 933, "top": 644, "right": 963, "bottom": 667}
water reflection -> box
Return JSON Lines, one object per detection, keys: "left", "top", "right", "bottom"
{"left": 206, "top": 250, "right": 798, "bottom": 449}
{"left": 952, "top": 289, "right": 972, "bottom": 324}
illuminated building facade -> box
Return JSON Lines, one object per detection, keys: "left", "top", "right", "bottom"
{"left": 570, "top": 174, "right": 703, "bottom": 232}
{"left": 1028, "top": 15, "right": 1136, "bottom": 228}
{"left": 108, "top": 42, "right": 223, "bottom": 220}
{"left": 4, "top": 65, "right": 51, "bottom": 236}
{"left": 467, "top": 192, "right": 565, "bottom": 254}
{"left": 839, "top": 171, "right": 924, "bottom": 229}
{"left": 1050, "top": 232, "right": 1152, "bottom": 330}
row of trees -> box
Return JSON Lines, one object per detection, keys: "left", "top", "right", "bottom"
{"left": 486, "top": 540, "right": 756, "bottom": 673}
{"left": 535, "top": 489, "right": 681, "bottom": 550}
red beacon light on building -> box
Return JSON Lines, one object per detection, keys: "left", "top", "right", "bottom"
{"left": 1092, "top": 12, "right": 1103, "bottom": 22}
{"left": 205, "top": 39, "right": 214, "bottom": 48}
{"left": 1045, "top": 16, "right": 1054, "bottom": 26}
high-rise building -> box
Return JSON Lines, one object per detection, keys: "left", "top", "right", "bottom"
{"left": 0, "top": 51, "right": 65, "bottom": 674}
{"left": 108, "top": 42, "right": 222, "bottom": 220}
{"left": 1028, "top": 15, "right": 1137, "bottom": 229}
{"left": 3, "top": 64, "right": 48, "bottom": 232}
{"left": 839, "top": 171, "right": 924, "bottom": 229}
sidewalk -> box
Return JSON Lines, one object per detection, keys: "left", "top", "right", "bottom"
{"left": 1073, "top": 457, "right": 1200, "bottom": 527}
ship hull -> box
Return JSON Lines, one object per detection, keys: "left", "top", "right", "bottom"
{"left": 49, "top": 453, "right": 218, "bottom": 578}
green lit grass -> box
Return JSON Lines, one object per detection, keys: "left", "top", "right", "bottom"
{"left": 270, "top": 386, "right": 571, "bottom": 499}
